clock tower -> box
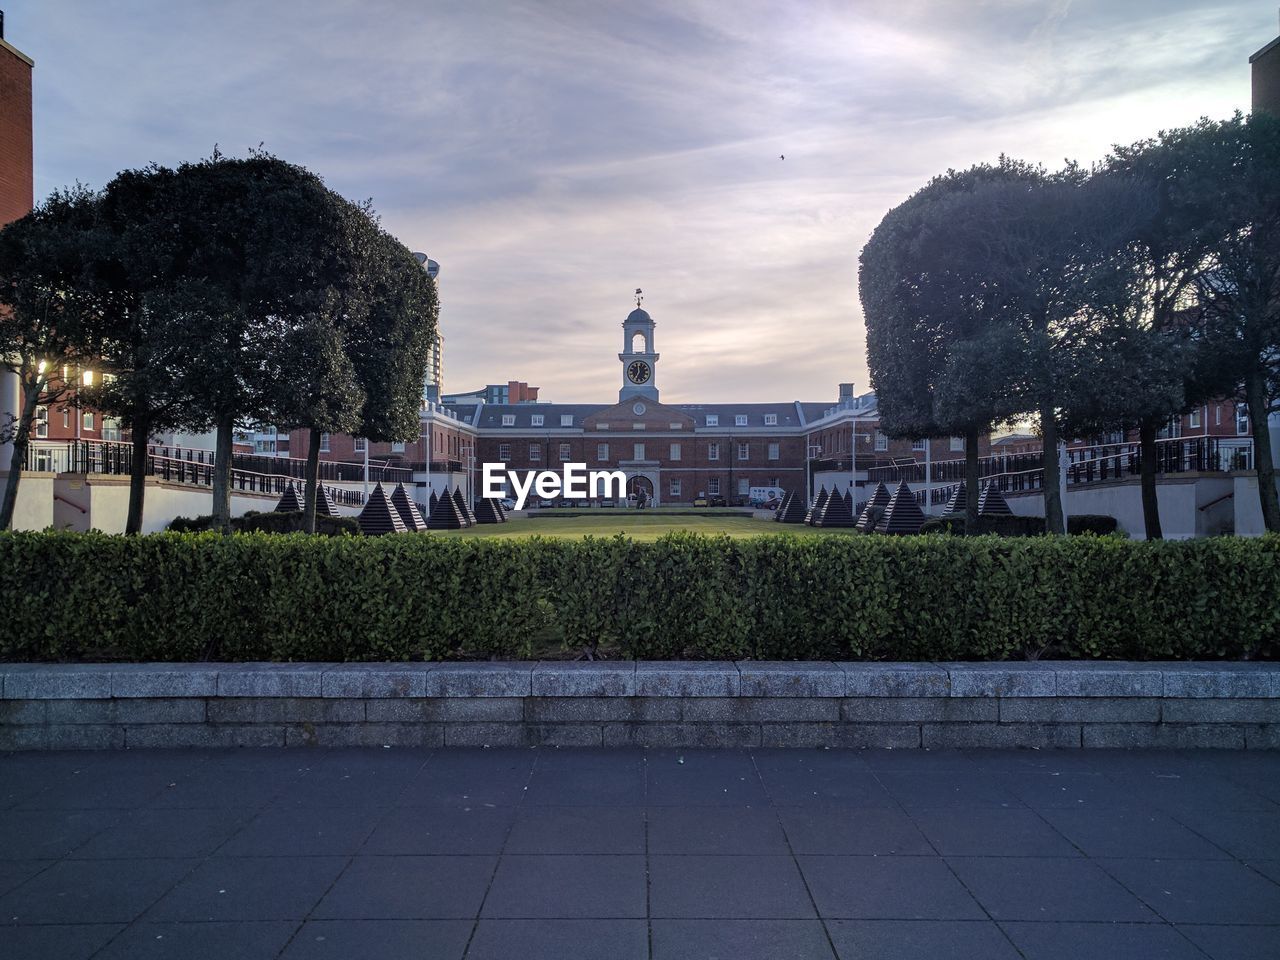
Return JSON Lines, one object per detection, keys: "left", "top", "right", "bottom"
{"left": 619, "top": 289, "right": 659, "bottom": 401}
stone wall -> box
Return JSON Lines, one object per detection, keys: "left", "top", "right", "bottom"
{"left": 1, "top": 661, "right": 1277, "bottom": 750}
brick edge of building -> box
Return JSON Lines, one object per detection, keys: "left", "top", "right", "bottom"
{"left": 1, "top": 661, "right": 1277, "bottom": 750}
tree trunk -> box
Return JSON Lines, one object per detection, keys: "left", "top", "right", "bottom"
{"left": 303, "top": 426, "right": 321, "bottom": 534}
{"left": 1138, "top": 417, "right": 1163, "bottom": 541}
{"left": 0, "top": 386, "right": 41, "bottom": 531}
{"left": 125, "top": 413, "right": 150, "bottom": 536}
{"left": 1040, "top": 404, "right": 1065, "bottom": 535}
{"left": 211, "top": 414, "right": 234, "bottom": 534}
{"left": 1246, "top": 367, "right": 1280, "bottom": 533}
{"left": 964, "top": 426, "right": 980, "bottom": 535}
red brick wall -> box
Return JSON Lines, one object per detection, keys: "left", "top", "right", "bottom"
{"left": 1254, "top": 41, "right": 1280, "bottom": 116}
{"left": 0, "top": 39, "right": 34, "bottom": 228}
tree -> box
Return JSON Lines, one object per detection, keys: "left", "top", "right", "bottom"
{"left": 860, "top": 158, "right": 1042, "bottom": 532}
{"left": 0, "top": 187, "right": 101, "bottom": 531}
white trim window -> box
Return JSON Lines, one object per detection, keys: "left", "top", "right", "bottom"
{"left": 499, "top": 443, "right": 511, "bottom": 461}
{"left": 391, "top": 441, "right": 406, "bottom": 453}
{"left": 1237, "top": 404, "right": 1250, "bottom": 436}
{"left": 319, "top": 433, "right": 330, "bottom": 452}
{"left": 735, "top": 415, "right": 748, "bottom": 427}
{"left": 670, "top": 443, "right": 681, "bottom": 461}
{"left": 737, "top": 442, "right": 749, "bottom": 461}
{"left": 738, "top": 478, "right": 749, "bottom": 495}
{"left": 597, "top": 443, "right": 609, "bottom": 461}
{"left": 708, "top": 442, "right": 720, "bottom": 461}
{"left": 1189, "top": 409, "right": 1201, "bottom": 429}
{"left": 950, "top": 436, "right": 964, "bottom": 452}
{"left": 529, "top": 443, "right": 541, "bottom": 461}
{"left": 559, "top": 442, "right": 571, "bottom": 461}
{"left": 82, "top": 411, "right": 94, "bottom": 432}
{"left": 502, "top": 414, "right": 515, "bottom": 427}
{"left": 560, "top": 415, "right": 574, "bottom": 427}
{"left": 633, "top": 443, "right": 645, "bottom": 460}
{"left": 706, "top": 414, "right": 719, "bottom": 426}
{"left": 35, "top": 405, "right": 48, "bottom": 439}
{"left": 103, "top": 418, "right": 121, "bottom": 442}
{"left": 669, "top": 478, "right": 681, "bottom": 497}
{"left": 709, "top": 477, "right": 721, "bottom": 495}
{"left": 875, "top": 431, "right": 888, "bottom": 452}
{"left": 354, "top": 437, "right": 367, "bottom": 454}
{"left": 531, "top": 415, "right": 544, "bottom": 427}
{"left": 912, "top": 439, "right": 926, "bottom": 452}
{"left": 768, "top": 442, "right": 779, "bottom": 461}
{"left": 764, "top": 414, "right": 777, "bottom": 426}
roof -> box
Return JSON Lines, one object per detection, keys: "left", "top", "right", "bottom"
{"left": 1250, "top": 34, "right": 1280, "bottom": 62}
{"left": 453, "top": 400, "right": 831, "bottom": 430}
{"left": 626, "top": 307, "right": 652, "bottom": 323}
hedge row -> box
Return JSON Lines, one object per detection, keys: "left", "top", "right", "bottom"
{"left": 1, "top": 531, "right": 1276, "bottom": 663}
{"left": 919, "top": 514, "right": 1120, "bottom": 537}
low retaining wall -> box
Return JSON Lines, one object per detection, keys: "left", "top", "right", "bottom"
{"left": 2, "top": 661, "right": 1278, "bottom": 750}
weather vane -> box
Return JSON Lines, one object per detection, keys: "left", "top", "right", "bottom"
{"left": 635, "top": 288, "right": 643, "bottom": 308}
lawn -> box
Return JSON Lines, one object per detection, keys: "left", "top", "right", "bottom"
{"left": 427, "top": 511, "right": 858, "bottom": 540}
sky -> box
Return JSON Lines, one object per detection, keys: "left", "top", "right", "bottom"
{"left": 6, "top": 1, "right": 1275, "bottom": 403}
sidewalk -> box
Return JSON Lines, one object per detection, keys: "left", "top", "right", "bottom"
{"left": 1, "top": 747, "right": 1277, "bottom": 959}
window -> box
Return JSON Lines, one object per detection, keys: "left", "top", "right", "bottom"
{"left": 875, "top": 431, "right": 888, "bottom": 452}
{"left": 531, "top": 414, "right": 544, "bottom": 427}
{"left": 765, "top": 414, "right": 777, "bottom": 426}
{"left": 738, "top": 478, "right": 750, "bottom": 495}
{"left": 35, "top": 406, "right": 48, "bottom": 439}
{"left": 1237, "top": 404, "right": 1250, "bottom": 436}
{"left": 319, "top": 433, "right": 330, "bottom": 452}
{"left": 735, "top": 415, "right": 748, "bottom": 427}
{"left": 82, "top": 412, "right": 94, "bottom": 432}
{"left": 502, "top": 414, "right": 515, "bottom": 427}
{"left": 62, "top": 408, "right": 69, "bottom": 429}
{"left": 951, "top": 436, "right": 964, "bottom": 452}
{"left": 499, "top": 443, "right": 511, "bottom": 461}
{"left": 768, "top": 442, "right": 779, "bottom": 461}
{"left": 912, "top": 439, "right": 926, "bottom": 452}
{"left": 709, "top": 477, "right": 721, "bottom": 495}
{"left": 560, "top": 415, "right": 573, "bottom": 427}
{"left": 706, "top": 414, "right": 719, "bottom": 426}
{"left": 633, "top": 422, "right": 645, "bottom": 430}
{"left": 1189, "top": 409, "right": 1201, "bottom": 429}
{"left": 597, "top": 444, "right": 609, "bottom": 461}
{"left": 103, "top": 419, "right": 121, "bottom": 443}
{"left": 737, "top": 442, "right": 749, "bottom": 461}
{"left": 669, "top": 422, "right": 682, "bottom": 430}
{"left": 529, "top": 443, "right": 541, "bottom": 461}
{"left": 709, "top": 442, "right": 720, "bottom": 461}
{"left": 391, "top": 441, "right": 406, "bottom": 453}
{"left": 670, "top": 443, "right": 681, "bottom": 461}
{"left": 669, "top": 478, "right": 681, "bottom": 497}
{"left": 559, "top": 442, "right": 571, "bottom": 461}
{"left": 354, "top": 437, "right": 367, "bottom": 454}
{"left": 596, "top": 422, "right": 609, "bottom": 430}
{"left": 1215, "top": 405, "right": 1222, "bottom": 426}
{"left": 633, "top": 443, "right": 645, "bottom": 460}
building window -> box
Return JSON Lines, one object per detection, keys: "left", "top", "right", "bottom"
{"left": 738, "top": 442, "right": 749, "bottom": 461}
{"left": 951, "top": 436, "right": 964, "bottom": 452}
{"left": 391, "top": 441, "right": 406, "bottom": 453}
{"left": 709, "top": 442, "right": 720, "bottom": 461}
{"left": 559, "top": 442, "right": 571, "bottom": 461}
{"left": 1215, "top": 405, "right": 1221, "bottom": 426}
{"left": 738, "top": 478, "right": 750, "bottom": 495}
{"left": 768, "top": 442, "right": 779, "bottom": 461}
{"left": 596, "top": 422, "right": 609, "bottom": 430}
{"left": 709, "top": 477, "right": 721, "bottom": 495}
{"left": 499, "top": 443, "right": 511, "bottom": 461}
{"left": 103, "top": 418, "right": 121, "bottom": 442}
{"left": 529, "top": 443, "right": 541, "bottom": 461}
{"left": 735, "top": 415, "right": 748, "bottom": 427}
{"left": 35, "top": 406, "right": 48, "bottom": 439}
{"left": 319, "top": 433, "right": 330, "bottom": 452}
{"left": 502, "top": 415, "right": 515, "bottom": 427}
{"left": 912, "top": 439, "right": 926, "bottom": 452}
{"left": 633, "top": 422, "right": 645, "bottom": 430}
{"left": 706, "top": 414, "right": 719, "bottom": 426}
{"left": 1189, "top": 409, "right": 1201, "bottom": 429}
{"left": 82, "top": 411, "right": 94, "bottom": 432}
{"left": 875, "top": 431, "right": 888, "bottom": 452}
{"left": 1237, "top": 404, "right": 1250, "bottom": 436}
{"left": 531, "top": 414, "right": 544, "bottom": 427}
{"left": 560, "top": 415, "right": 573, "bottom": 427}
{"left": 669, "top": 422, "right": 682, "bottom": 429}
{"left": 62, "top": 408, "right": 69, "bottom": 429}
{"left": 597, "top": 443, "right": 609, "bottom": 461}
{"left": 765, "top": 414, "right": 777, "bottom": 426}
{"left": 670, "top": 443, "right": 681, "bottom": 461}
{"left": 633, "top": 443, "right": 645, "bottom": 460}
{"left": 354, "top": 437, "right": 367, "bottom": 454}
{"left": 669, "top": 478, "right": 681, "bottom": 497}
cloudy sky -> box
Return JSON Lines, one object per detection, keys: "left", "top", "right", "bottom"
{"left": 7, "top": 1, "right": 1273, "bottom": 403}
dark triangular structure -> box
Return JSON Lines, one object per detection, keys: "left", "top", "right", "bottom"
{"left": 855, "top": 482, "right": 892, "bottom": 532}
{"left": 452, "top": 487, "right": 477, "bottom": 526}
{"left": 473, "top": 498, "right": 506, "bottom": 524}
{"left": 814, "top": 489, "right": 857, "bottom": 527}
{"left": 775, "top": 490, "right": 807, "bottom": 524}
{"left": 275, "top": 483, "right": 303, "bottom": 513}
{"left": 804, "top": 487, "right": 829, "bottom": 526}
{"left": 874, "top": 480, "right": 927, "bottom": 535}
{"left": 944, "top": 481, "right": 967, "bottom": 515}
{"left": 493, "top": 498, "right": 508, "bottom": 521}
{"left": 315, "top": 484, "right": 339, "bottom": 517}
{"left": 426, "top": 489, "right": 468, "bottom": 529}
{"left": 390, "top": 482, "right": 427, "bottom": 531}
{"left": 358, "top": 482, "right": 407, "bottom": 536}
{"left": 429, "top": 489, "right": 439, "bottom": 514}
{"left": 978, "top": 482, "right": 1013, "bottom": 517}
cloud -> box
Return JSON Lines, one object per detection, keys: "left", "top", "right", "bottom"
{"left": 8, "top": 0, "right": 1270, "bottom": 403}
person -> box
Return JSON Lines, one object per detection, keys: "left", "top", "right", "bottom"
{"left": 636, "top": 486, "right": 647, "bottom": 510}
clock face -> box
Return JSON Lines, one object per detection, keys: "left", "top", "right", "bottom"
{"left": 627, "top": 360, "right": 651, "bottom": 384}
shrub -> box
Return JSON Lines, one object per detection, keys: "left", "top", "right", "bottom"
{"left": 167, "top": 511, "right": 358, "bottom": 536}
{"left": 0, "top": 530, "right": 1274, "bottom": 663}
{"left": 920, "top": 514, "right": 1120, "bottom": 537}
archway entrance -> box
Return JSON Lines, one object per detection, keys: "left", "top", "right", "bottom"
{"left": 627, "top": 475, "right": 655, "bottom": 508}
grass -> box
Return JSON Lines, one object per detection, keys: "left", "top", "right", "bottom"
{"left": 426, "top": 512, "right": 858, "bottom": 541}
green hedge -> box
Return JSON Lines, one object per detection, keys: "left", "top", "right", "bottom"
{"left": 1, "top": 530, "right": 1276, "bottom": 663}
{"left": 169, "top": 511, "right": 361, "bottom": 536}
{"left": 919, "top": 514, "right": 1120, "bottom": 537}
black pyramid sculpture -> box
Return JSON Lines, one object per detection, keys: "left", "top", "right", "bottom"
{"left": 874, "top": 480, "right": 926, "bottom": 535}
{"left": 815, "top": 489, "right": 857, "bottom": 527}
{"left": 855, "top": 482, "right": 892, "bottom": 532}
{"left": 944, "top": 481, "right": 967, "bottom": 514}
{"left": 452, "top": 487, "right": 477, "bottom": 526}
{"left": 428, "top": 489, "right": 439, "bottom": 514}
{"left": 776, "top": 491, "right": 807, "bottom": 524}
{"left": 275, "top": 483, "right": 303, "bottom": 513}
{"left": 978, "top": 482, "right": 1013, "bottom": 517}
{"left": 804, "top": 487, "right": 829, "bottom": 525}
{"left": 390, "top": 482, "right": 427, "bottom": 531}
{"left": 772, "top": 490, "right": 788, "bottom": 521}
{"left": 358, "top": 482, "right": 408, "bottom": 536}
{"left": 426, "top": 489, "right": 468, "bottom": 529}
{"left": 493, "top": 497, "right": 508, "bottom": 521}
{"left": 473, "top": 498, "right": 504, "bottom": 524}
{"left": 315, "top": 484, "right": 339, "bottom": 517}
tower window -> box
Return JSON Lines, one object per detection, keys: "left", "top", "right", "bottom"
{"left": 631, "top": 332, "right": 647, "bottom": 354}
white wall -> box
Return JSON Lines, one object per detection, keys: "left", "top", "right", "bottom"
{"left": 1, "top": 472, "right": 55, "bottom": 531}
{"left": 1006, "top": 477, "right": 1244, "bottom": 539}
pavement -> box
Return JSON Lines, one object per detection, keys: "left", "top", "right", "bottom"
{"left": 0, "top": 748, "right": 1278, "bottom": 959}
